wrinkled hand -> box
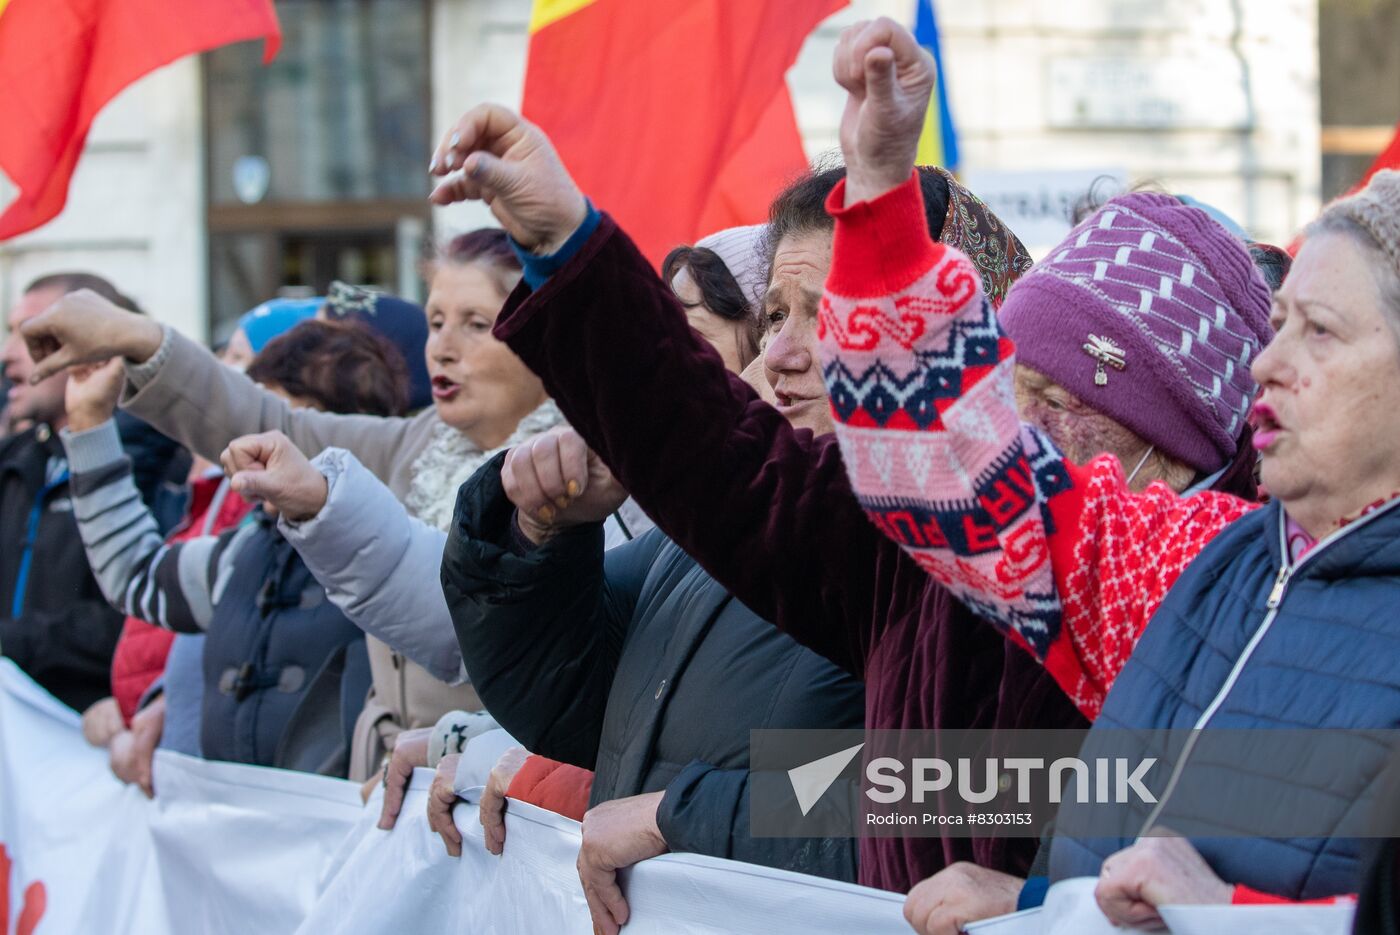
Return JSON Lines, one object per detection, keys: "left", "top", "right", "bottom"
{"left": 64, "top": 359, "right": 126, "bottom": 433}
{"left": 903, "top": 863, "right": 1024, "bottom": 935}
{"left": 427, "top": 104, "right": 588, "bottom": 254}
{"left": 480, "top": 746, "right": 530, "bottom": 856}
{"left": 576, "top": 792, "right": 668, "bottom": 935}
{"left": 220, "top": 431, "right": 328, "bottom": 522}
{"left": 20, "top": 289, "right": 164, "bottom": 383}
{"left": 110, "top": 694, "right": 165, "bottom": 798}
{"left": 377, "top": 728, "right": 430, "bottom": 830}
{"left": 1095, "top": 835, "right": 1232, "bottom": 929}
{"left": 81, "top": 696, "right": 125, "bottom": 748}
{"left": 833, "top": 17, "right": 936, "bottom": 205}
{"left": 427, "top": 753, "right": 465, "bottom": 857}
{"left": 502, "top": 426, "right": 628, "bottom": 544}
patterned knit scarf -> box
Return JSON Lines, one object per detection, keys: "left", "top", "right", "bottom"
{"left": 404, "top": 401, "right": 565, "bottom": 531}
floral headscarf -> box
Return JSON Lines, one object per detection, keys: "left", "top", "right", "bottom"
{"left": 932, "top": 167, "right": 1034, "bottom": 309}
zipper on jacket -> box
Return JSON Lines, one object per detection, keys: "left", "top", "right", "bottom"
{"left": 11, "top": 469, "right": 69, "bottom": 618}
{"left": 1137, "top": 498, "right": 1400, "bottom": 836}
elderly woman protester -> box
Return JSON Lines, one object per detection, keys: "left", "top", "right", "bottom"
{"left": 413, "top": 51, "right": 1297, "bottom": 935}
{"left": 209, "top": 226, "right": 770, "bottom": 823}
{"left": 421, "top": 210, "right": 858, "bottom": 935}
{"left": 19, "top": 232, "right": 564, "bottom": 784}
{"left": 412, "top": 99, "right": 1099, "bottom": 913}
{"left": 792, "top": 18, "right": 1400, "bottom": 926}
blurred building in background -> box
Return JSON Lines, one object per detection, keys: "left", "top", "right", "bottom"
{"left": 0, "top": 0, "right": 1392, "bottom": 341}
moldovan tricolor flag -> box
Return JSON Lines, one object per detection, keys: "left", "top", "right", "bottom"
{"left": 0, "top": 0, "right": 280, "bottom": 240}
{"left": 522, "top": 0, "right": 844, "bottom": 266}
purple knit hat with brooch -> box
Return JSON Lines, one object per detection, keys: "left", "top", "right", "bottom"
{"left": 998, "top": 192, "right": 1274, "bottom": 473}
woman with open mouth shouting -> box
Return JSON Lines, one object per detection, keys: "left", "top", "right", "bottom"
{"left": 14, "top": 230, "right": 598, "bottom": 787}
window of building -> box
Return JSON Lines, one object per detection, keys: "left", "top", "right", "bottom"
{"left": 204, "top": 0, "right": 431, "bottom": 337}
{"left": 1319, "top": 0, "right": 1400, "bottom": 201}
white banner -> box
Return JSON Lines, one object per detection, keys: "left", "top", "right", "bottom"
{"left": 0, "top": 660, "right": 908, "bottom": 934}
{"left": 0, "top": 661, "right": 1356, "bottom": 934}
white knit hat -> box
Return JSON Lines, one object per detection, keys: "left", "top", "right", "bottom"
{"left": 1325, "top": 170, "right": 1400, "bottom": 277}
{"left": 696, "top": 224, "right": 769, "bottom": 311}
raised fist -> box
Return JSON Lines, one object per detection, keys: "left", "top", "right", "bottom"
{"left": 833, "top": 17, "right": 936, "bottom": 205}
{"left": 63, "top": 358, "right": 125, "bottom": 433}
{"left": 219, "top": 431, "right": 327, "bottom": 522}
{"left": 428, "top": 104, "right": 589, "bottom": 255}
{"left": 501, "top": 426, "right": 628, "bottom": 543}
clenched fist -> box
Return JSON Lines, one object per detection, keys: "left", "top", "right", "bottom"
{"left": 833, "top": 18, "right": 936, "bottom": 205}
{"left": 220, "top": 431, "right": 328, "bottom": 522}
{"left": 501, "top": 426, "right": 628, "bottom": 544}
{"left": 428, "top": 103, "right": 589, "bottom": 255}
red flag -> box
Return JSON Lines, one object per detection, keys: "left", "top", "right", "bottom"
{"left": 1288, "top": 122, "right": 1400, "bottom": 256}
{"left": 0, "top": 0, "right": 280, "bottom": 240}
{"left": 1352, "top": 122, "right": 1400, "bottom": 194}
{"left": 522, "top": 0, "right": 844, "bottom": 266}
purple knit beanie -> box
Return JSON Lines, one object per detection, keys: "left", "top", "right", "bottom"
{"left": 998, "top": 192, "right": 1274, "bottom": 473}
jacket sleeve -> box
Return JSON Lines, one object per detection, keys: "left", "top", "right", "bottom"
{"left": 814, "top": 173, "right": 1256, "bottom": 718}
{"left": 279, "top": 448, "right": 463, "bottom": 683}
{"left": 119, "top": 326, "right": 413, "bottom": 479}
{"left": 0, "top": 604, "right": 122, "bottom": 704}
{"left": 491, "top": 217, "right": 888, "bottom": 680}
{"left": 656, "top": 762, "right": 858, "bottom": 882}
{"left": 62, "top": 420, "right": 247, "bottom": 634}
{"left": 440, "top": 452, "right": 654, "bottom": 769}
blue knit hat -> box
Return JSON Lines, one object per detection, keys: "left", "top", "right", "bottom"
{"left": 239, "top": 298, "right": 322, "bottom": 354}
{"left": 323, "top": 281, "right": 432, "bottom": 411}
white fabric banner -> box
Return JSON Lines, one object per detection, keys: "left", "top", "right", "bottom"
{"left": 0, "top": 660, "right": 908, "bottom": 934}
{"left": 0, "top": 661, "right": 1357, "bottom": 934}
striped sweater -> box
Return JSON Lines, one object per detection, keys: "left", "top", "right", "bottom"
{"left": 817, "top": 173, "right": 1256, "bottom": 719}
{"left": 62, "top": 419, "right": 258, "bottom": 634}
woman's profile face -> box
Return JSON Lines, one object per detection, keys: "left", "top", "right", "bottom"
{"left": 1251, "top": 232, "right": 1400, "bottom": 531}
{"left": 424, "top": 261, "right": 546, "bottom": 444}
{"left": 760, "top": 230, "right": 835, "bottom": 436}
{"left": 671, "top": 266, "right": 755, "bottom": 375}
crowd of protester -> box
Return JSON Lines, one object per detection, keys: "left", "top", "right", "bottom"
{"left": 4, "top": 16, "right": 1400, "bottom": 934}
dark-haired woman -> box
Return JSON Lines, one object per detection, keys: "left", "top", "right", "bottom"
{"left": 17, "top": 229, "right": 568, "bottom": 782}
{"left": 663, "top": 224, "right": 767, "bottom": 373}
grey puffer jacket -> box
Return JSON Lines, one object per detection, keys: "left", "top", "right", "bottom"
{"left": 442, "top": 453, "right": 864, "bottom": 882}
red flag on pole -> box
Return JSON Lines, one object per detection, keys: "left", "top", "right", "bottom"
{"left": 1352, "top": 122, "right": 1400, "bottom": 193}
{"left": 0, "top": 0, "right": 280, "bottom": 240}
{"left": 522, "top": 0, "right": 844, "bottom": 267}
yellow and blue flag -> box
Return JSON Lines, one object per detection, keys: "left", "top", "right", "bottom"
{"left": 914, "top": 0, "right": 960, "bottom": 172}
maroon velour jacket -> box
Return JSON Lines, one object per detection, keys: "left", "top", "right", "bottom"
{"left": 493, "top": 214, "right": 1088, "bottom": 894}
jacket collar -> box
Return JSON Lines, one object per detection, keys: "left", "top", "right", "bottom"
{"left": 1266, "top": 496, "right": 1400, "bottom": 580}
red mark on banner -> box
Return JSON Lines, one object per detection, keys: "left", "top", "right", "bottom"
{"left": 0, "top": 844, "right": 45, "bottom": 935}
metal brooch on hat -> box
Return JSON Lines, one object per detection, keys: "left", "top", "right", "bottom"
{"left": 1082, "top": 334, "right": 1126, "bottom": 386}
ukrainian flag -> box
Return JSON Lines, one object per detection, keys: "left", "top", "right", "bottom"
{"left": 914, "top": 0, "right": 960, "bottom": 173}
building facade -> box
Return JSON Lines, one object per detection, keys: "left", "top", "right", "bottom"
{"left": 0, "top": 0, "right": 1337, "bottom": 340}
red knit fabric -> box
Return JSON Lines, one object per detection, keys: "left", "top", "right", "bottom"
{"left": 1044, "top": 460, "right": 1256, "bottom": 717}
